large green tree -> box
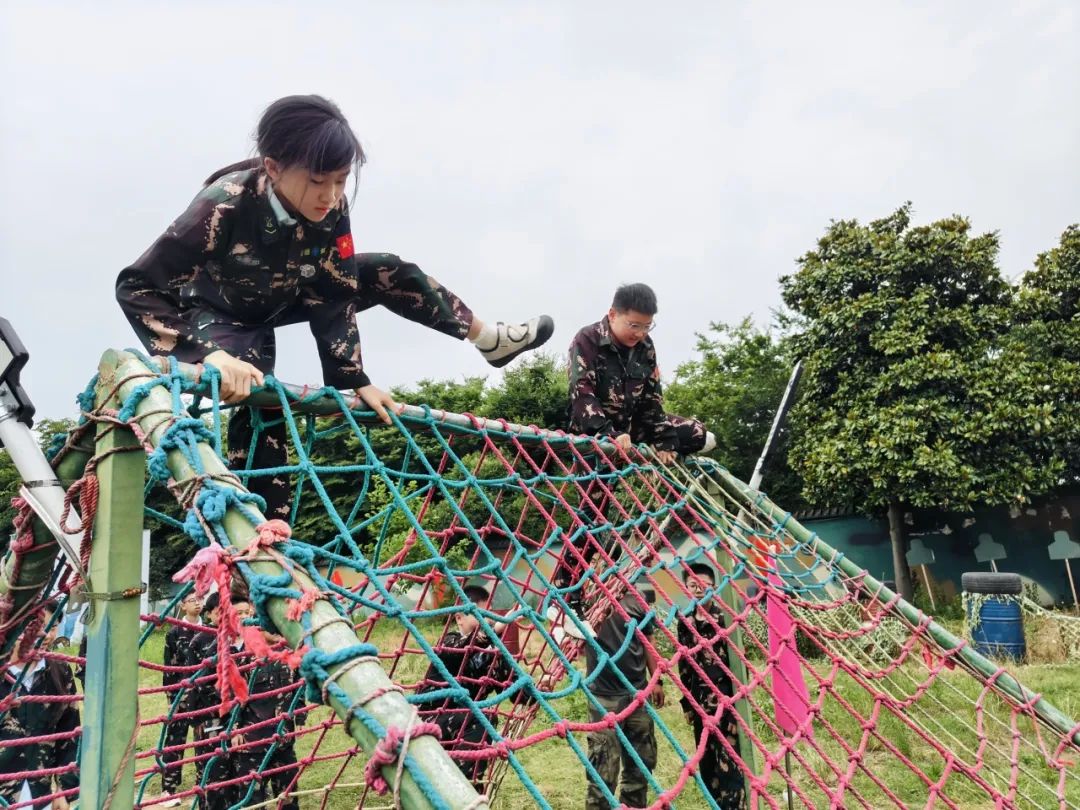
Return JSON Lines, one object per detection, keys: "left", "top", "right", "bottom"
{"left": 665, "top": 318, "right": 803, "bottom": 508}
{"left": 781, "top": 205, "right": 1061, "bottom": 600}
{"left": 1010, "top": 224, "right": 1080, "bottom": 481}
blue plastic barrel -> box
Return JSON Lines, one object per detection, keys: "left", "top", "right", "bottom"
{"left": 962, "top": 572, "right": 1025, "bottom": 661}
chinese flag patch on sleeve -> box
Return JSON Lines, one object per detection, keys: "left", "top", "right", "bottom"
{"left": 336, "top": 234, "right": 355, "bottom": 259}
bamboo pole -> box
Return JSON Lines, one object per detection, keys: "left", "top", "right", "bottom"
{"left": 80, "top": 365, "right": 145, "bottom": 810}
{"left": 105, "top": 350, "right": 486, "bottom": 810}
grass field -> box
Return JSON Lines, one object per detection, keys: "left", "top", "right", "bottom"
{"left": 90, "top": 614, "right": 1080, "bottom": 810}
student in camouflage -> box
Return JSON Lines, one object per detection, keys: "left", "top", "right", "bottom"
{"left": 416, "top": 582, "right": 512, "bottom": 790}
{"left": 229, "top": 611, "right": 302, "bottom": 810}
{"left": 677, "top": 564, "right": 746, "bottom": 809}
{"left": 116, "top": 94, "right": 553, "bottom": 520}
{"left": 583, "top": 587, "right": 664, "bottom": 809}
{"left": 156, "top": 591, "right": 205, "bottom": 804}
{"left": 567, "top": 283, "right": 715, "bottom": 464}
{"left": 0, "top": 601, "right": 79, "bottom": 810}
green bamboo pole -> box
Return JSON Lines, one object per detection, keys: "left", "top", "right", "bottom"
{"left": 104, "top": 350, "right": 486, "bottom": 810}
{"left": 712, "top": 465, "right": 1080, "bottom": 748}
{"left": 80, "top": 364, "right": 145, "bottom": 810}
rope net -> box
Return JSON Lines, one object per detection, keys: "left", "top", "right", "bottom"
{"left": 2, "top": 353, "right": 1080, "bottom": 809}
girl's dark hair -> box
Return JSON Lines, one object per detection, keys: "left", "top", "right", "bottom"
{"left": 257, "top": 94, "right": 366, "bottom": 175}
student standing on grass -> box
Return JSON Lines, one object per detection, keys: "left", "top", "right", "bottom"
{"left": 417, "top": 581, "right": 512, "bottom": 790}
{"left": 583, "top": 586, "right": 664, "bottom": 809}
{"left": 567, "top": 282, "right": 715, "bottom": 463}
{"left": 678, "top": 564, "right": 746, "bottom": 808}
{"left": 116, "top": 93, "right": 553, "bottom": 521}
{"left": 152, "top": 591, "right": 205, "bottom": 807}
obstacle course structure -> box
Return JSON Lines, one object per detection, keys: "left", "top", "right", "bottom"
{"left": 1, "top": 348, "right": 1079, "bottom": 809}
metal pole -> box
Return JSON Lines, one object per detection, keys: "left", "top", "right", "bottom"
{"left": 106, "top": 350, "right": 486, "bottom": 810}
{"left": 920, "top": 565, "right": 937, "bottom": 611}
{"left": 0, "top": 416, "right": 91, "bottom": 655}
{"left": 80, "top": 361, "right": 145, "bottom": 810}
{"left": 749, "top": 360, "right": 802, "bottom": 491}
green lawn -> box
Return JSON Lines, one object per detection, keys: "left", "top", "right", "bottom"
{"left": 76, "top": 617, "right": 1080, "bottom": 809}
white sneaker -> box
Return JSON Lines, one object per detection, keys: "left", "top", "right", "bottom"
{"left": 479, "top": 316, "right": 555, "bottom": 368}
{"left": 701, "top": 431, "right": 717, "bottom": 453}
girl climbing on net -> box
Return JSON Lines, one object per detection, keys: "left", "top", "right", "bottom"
{"left": 116, "top": 94, "right": 553, "bottom": 519}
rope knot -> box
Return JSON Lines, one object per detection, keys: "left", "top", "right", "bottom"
{"left": 363, "top": 720, "right": 442, "bottom": 797}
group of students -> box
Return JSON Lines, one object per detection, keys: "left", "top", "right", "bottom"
{"left": 409, "top": 566, "right": 746, "bottom": 808}
{"left": 154, "top": 590, "right": 301, "bottom": 809}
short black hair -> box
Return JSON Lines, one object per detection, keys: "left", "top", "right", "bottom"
{"left": 462, "top": 585, "right": 490, "bottom": 606}
{"left": 612, "top": 283, "right": 658, "bottom": 316}
{"left": 683, "top": 563, "right": 716, "bottom": 586}
{"left": 257, "top": 94, "right": 366, "bottom": 175}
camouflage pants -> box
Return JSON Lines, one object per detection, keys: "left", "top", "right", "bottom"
{"left": 231, "top": 743, "right": 299, "bottom": 810}
{"left": 161, "top": 714, "right": 195, "bottom": 792}
{"left": 690, "top": 709, "right": 746, "bottom": 809}
{"left": 586, "top": 695, "right": 657, "bottom": 809}
{"left": 227, "top": 407, "right": 292, "bottom": 520}
{"left": 355, "top": 253, "right": 474, "bottom": 340}
{"left": 629, "top": 414, "right": 708, "bottom": 455}
{"left": 0, "top": 778, "right": 52, "bottom": 810}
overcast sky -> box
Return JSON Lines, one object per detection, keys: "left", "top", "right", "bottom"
{"left": 2, "top": 1, "right": 1078, "bottom": 421}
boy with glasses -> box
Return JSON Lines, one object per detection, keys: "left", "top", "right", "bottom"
{"left": 568, "top": 283, "right": 714, "bottom": 463}
{"left": 554, "top": 284, "right": 715, "bottom": 637}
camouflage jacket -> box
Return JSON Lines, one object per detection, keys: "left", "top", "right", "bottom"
{"left": 567, "top": 317, "right": 677, "bottom": 450}
{"left": 677, "top": 607, "right": 733, "bottom": 715}
{"left": 417, "top": 630, "right": 510, "bottom": 739}
{"left": 236, "top": 657, "right": 301, "bottom": 743}
{"left": 116, "top": 162, "right": 370, "bottom": 388}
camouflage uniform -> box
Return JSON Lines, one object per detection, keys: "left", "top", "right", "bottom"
{"left": 0, "top": 658, "right": 80, "bottom": 809}
{"left": 416, "top": 630, "right": 511, "bottom": 789}
{"left": 116, "top": 160, "right": 474, "bottom": 519}
{"left": 584, "top": 596, "right": 657, "bottom": 809}
{"left": 677, "top": 608, "right": 746, "bottom": 808}
{"left": 161, "top": 620, "right": 199, "bottom": 793}
{"left": 567, "top": 317, "right": 706, "bottom": 454}
{"left": 230, "top": 657, "right": 302, "bottom": 810}
{"left": 184, "top": 624, "right": 235, "bottom": 810}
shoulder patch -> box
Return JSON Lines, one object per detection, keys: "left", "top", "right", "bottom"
{"left": 336, "top": 234, "right": 355, "bottom": 259}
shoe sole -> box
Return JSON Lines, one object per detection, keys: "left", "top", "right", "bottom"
{"left": 486, "top": 315, "right": 555, "bottom": 369}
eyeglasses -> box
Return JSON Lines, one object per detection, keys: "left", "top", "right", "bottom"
{"left": 622, "top": 317, "right": 656, "bottom": 334}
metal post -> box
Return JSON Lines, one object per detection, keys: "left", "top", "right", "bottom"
{"left": 79, "top": 361, "right": 146, "bottom": 810}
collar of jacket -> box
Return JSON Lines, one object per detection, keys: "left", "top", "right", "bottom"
{"left": 597, "top": 316, "right": 615, "bottom": 347}
{"left": 255, "top": 172, "right": 341, "bottom": 244}
{"left": 597, "top": 316, "right": 652, "bottom": 355}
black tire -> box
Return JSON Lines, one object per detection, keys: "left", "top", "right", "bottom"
{"left": 961, "top": 572, "right": 1022, "bottom": 595}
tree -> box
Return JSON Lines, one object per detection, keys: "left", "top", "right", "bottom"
{"left": 781, "top": 205, "right": 1060, "bottom": 600}
{"left": 664, "top": 318, "right": 803, "bottom": 508}
{"left": 1010, "top": 224, "right": 1080, "bottom": 482}
{"left": 480, "top": 353, "right": 568, "bottom": 430}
